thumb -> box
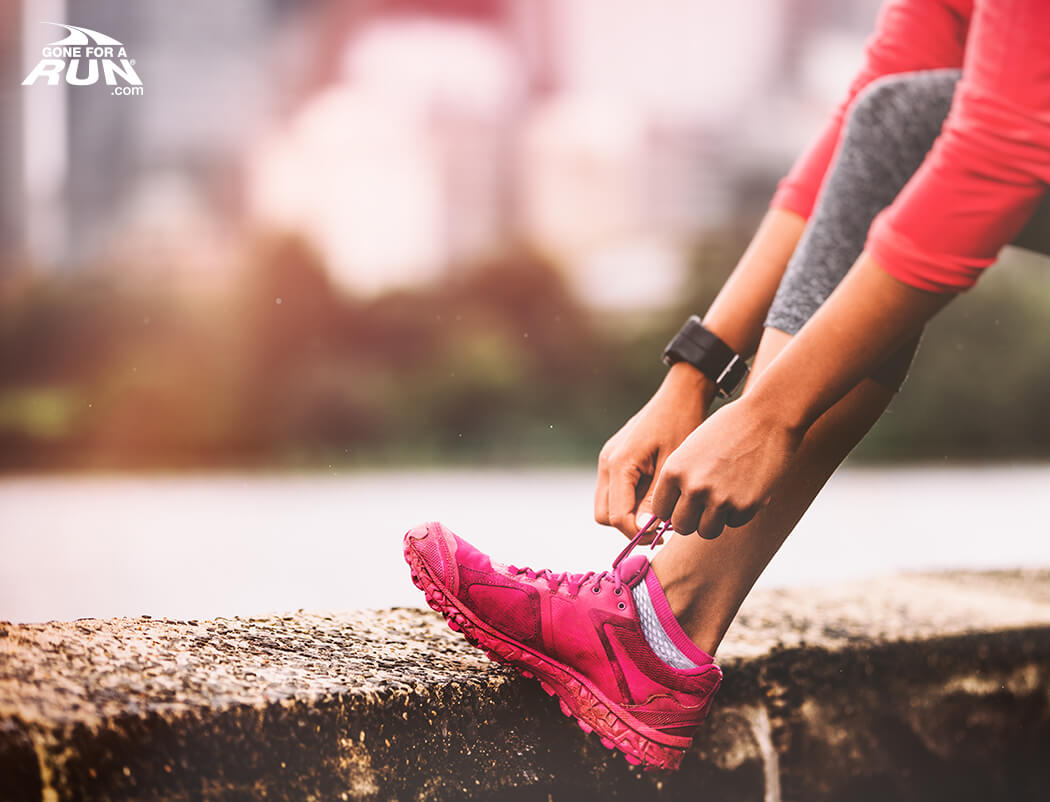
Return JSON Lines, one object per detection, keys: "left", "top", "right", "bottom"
{"left": 635, "top": 449, "right": 671, "bottom": 542}
{"left": 634, "top": 499, "right": 653, "bottom": 533}
{"left": 634, "top": 498, "right": 664, "bottom": 544}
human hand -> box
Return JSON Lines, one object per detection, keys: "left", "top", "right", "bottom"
{"left": 595, "top": 363, "right": 715, "bottom": 540}
{"left": 650, "top": 394, "right": 804, "bottom": 539}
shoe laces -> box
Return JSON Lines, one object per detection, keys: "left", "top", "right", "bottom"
{"left": 507, "top": 515, "right": 673, "bottom": 597}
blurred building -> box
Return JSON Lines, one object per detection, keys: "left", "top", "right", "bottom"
{"left": 251, "top": 9, "right": 524, "bottom": 294}
{"left": 17, "top": 0, "right": 282, "bottom": 272}
{"left": 0, "top": 0, "right": 22, "bottom": 267}
{"left": 11, "top": 0, "right": 882, "bottom": 304}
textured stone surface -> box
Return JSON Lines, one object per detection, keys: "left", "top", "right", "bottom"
{"left": 2, "top": 570, "right": 1050, "bottom": 801}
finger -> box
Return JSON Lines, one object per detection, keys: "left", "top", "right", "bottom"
{"left": 635, "top": 490, "right": 659, "bottom": 541}
{"left": 650, "top": 471, "right": 682, "bottom": 525}
{"left": 696, "top": 505, "right": 728, "bottom": 540}
{"left": 634, "top": 506, "right": 665, "bottom": 545}
{"left": 630, "top": 473, "right": 662, "bottom": 542}
{"left": 609, "top": 465, "right": 644, "bottom": 538}
{"left": 670, "top": 490, "right": 705, "bottom": 536}
{"left": 634, "top": 449, "right": 669, "bottom": 536}
{"left": 594, "top": 455, "right": 611, "bottom": 525}
{"left": 633, "top": 472, "right": 652, "bottom": 515}
{"left": 726, "top": 504, "right": 760, "bottom": 528}
{"left": 635, "top": 513, "right": 661, "bottom": 541}
{"left": 634, "top": 505, "right": 663, "bottom": 544}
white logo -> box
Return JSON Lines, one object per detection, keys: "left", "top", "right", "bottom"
{"left": 22, "top": 22, "right": 143, "bottom": 95}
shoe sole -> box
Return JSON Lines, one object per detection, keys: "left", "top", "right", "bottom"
{"left": 404, "top": 538, "right": 688, "bottom": 771}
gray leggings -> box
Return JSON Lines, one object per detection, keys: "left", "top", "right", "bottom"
{"left": 765, "top": 69, "right": 961, "bottom": 388}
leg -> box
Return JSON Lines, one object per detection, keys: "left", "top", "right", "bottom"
{"left": 653, "top": 330, "right": 894, "bottom": 653}
{"left": 652, "top": 70, "right": 961, "bottom": 654}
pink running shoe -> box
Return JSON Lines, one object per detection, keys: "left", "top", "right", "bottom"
{"left": 403, "top": 518, "right": 722, "bottom": 771}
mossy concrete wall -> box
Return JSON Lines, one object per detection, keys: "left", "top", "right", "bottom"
{"left": 2, "top": 571, "right": 1050, "bottom": 801}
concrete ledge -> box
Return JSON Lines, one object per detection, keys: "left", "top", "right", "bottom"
{"left": 3, "top": 570, "right": 1050, "bottom": 801}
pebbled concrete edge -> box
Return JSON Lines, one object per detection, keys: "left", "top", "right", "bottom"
{"left": 4, "top": 571, "right": 1050, "bottom": 801}
{"left": 5, "top": 626, "right": 1049, "bottom": 801}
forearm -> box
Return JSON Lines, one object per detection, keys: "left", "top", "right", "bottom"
{"left": 701, "top": 208, "right": 806, "bottom": 358}
{"left": 650, "top": 252, "right": 952, "bottom": 540}
{"left": 659, "top": 209, "right": 804, "bottom": 409}
{"left": 746, "top": 252, "right": 952, "bottom": 433}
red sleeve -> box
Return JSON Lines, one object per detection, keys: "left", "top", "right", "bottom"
{"left": 869, "top": 0, "right": 1050, "bottom": 292}
{"left": 771, "top": 0, "right": 969, "bottom": 219}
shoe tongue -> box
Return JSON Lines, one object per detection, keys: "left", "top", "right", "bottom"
{"left": 616, "top": 554, "right": 651, "bottom": 588}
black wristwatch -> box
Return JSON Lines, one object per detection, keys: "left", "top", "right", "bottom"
{"left": 662, "top": 316, "right": 749, "bottom": 398}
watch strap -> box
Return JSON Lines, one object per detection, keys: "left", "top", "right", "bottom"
{"left": 662, "top": 316, "right": 749, "bottom": 397}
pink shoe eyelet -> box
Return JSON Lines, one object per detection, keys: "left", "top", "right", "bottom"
{"left": 617, "top": 602, "right": 626, "bottom": 610}
{"left": 591, "top": 585, "right": 601, "bottom": 594}
{"left": 614, "top": 588, "right": 622, "bottom": 596}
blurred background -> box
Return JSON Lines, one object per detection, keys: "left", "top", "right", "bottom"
{"left": 2, "top": 0, "right": 1049, "bottom": 624}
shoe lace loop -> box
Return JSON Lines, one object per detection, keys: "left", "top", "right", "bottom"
{"left": 507, "top": 515, "right": 672, "bottom": 596}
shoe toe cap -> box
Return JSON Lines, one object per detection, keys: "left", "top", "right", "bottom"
{"left": 403, "top": 521, "right": 459, "bottom": 593}
{"left": 404, "top": 523, "right": 431, "bottom": 542}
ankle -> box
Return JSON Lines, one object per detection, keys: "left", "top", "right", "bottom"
{"left": 650, "top": 560, "right": 735, "bottom": 657}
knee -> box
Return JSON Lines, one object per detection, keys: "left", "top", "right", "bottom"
{"left": 842, "top": 71, "right": 959, "bottom": 153}
{"left": 847, "top": 74, "right": 916, "bottom": 134}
